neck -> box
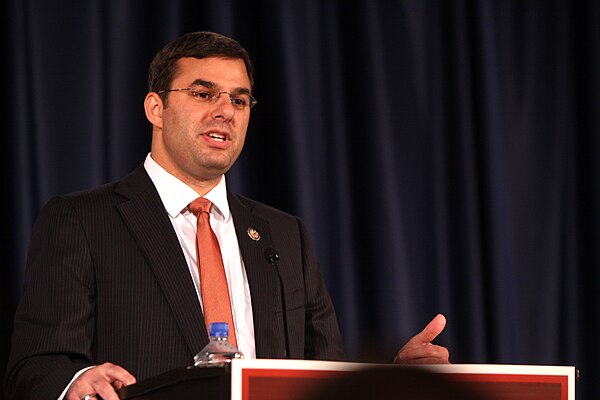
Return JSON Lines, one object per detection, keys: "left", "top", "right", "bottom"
{"left": 148, "top": 152, "right": 224, "bottom": 196}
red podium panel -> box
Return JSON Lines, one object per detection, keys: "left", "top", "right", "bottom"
{"left": 230, "top": 359, "right": 576, "bottom": 400}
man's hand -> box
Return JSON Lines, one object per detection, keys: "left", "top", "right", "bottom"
{"left": 65, "top": 362, "right": 136, "bottom": 400}
{"left": 394, "top": 314, "right": 450, "bottom": 364}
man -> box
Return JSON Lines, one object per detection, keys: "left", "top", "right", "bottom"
{"left": 5, "top": 31, "right": 449, "bottom": 400}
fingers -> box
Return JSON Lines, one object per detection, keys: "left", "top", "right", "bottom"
{"left": 65, "top": 362, "right": 136, "bottom": 400}
{"left": 394, "top": 314, "right": 450, "bottom": 365}
{"left": 395, "top": 342, "right": 450, "bottom": 364}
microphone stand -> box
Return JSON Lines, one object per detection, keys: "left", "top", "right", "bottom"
{"left": 265, "top": 248, "right": 290, "bottom": 359}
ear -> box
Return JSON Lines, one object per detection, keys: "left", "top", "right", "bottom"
{"left": 144, "top": 92, "right": 164, "bottom": 128}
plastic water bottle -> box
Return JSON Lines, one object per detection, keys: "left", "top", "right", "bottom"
{"left": 193, "top": 322, "right": 244, "bottom": 366}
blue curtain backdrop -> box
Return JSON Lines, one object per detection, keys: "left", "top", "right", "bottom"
{"left": 2, "top": 1, "right": 598, "bottom": 399}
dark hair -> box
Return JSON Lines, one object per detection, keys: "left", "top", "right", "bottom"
{"left": 148, "top": 31, "right": 254, "bottom": 101}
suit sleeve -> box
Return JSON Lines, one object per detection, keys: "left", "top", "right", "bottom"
{"left": 4, "top": 197, "right": 96, "bottom": 399}
{"left": 296, "top": 218, "right": 346, "bottom": 360}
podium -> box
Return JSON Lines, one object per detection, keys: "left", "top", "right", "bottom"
{"left": 118, "top": 359, "right": 577, "bottom": 400}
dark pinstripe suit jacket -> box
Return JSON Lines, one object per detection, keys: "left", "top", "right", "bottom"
{"left": 5, "top": 164, "right": 344, "bottom": 399}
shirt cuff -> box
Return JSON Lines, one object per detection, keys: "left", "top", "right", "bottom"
{"left": 57, "top": 366, "right": 95, "bottom": 400}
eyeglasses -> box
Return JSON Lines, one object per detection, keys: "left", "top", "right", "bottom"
{"left": 157, "top": 87, "right": 257, "bottom": 110}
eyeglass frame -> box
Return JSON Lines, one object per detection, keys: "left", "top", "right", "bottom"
{"left": 157, "top": 87, "right": 258, "bottom": 109}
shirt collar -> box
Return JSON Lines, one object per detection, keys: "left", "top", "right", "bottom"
{"left": 143, "top": 153, "right": 230, "bottom": 221}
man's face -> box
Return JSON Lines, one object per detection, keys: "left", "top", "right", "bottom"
{"left": 151, "top": 56, "right": 253, "bottom": 185}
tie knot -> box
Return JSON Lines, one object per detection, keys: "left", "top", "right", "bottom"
{"left": 188, "top": 197, "right": 212, "bottom": 216}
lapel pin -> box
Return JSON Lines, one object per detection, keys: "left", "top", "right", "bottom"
{"left": 247, "top": 227, "right": 261, "bottom": 241}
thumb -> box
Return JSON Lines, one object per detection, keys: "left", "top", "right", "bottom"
{"left": 410, "top": 314, "right": 447, "bottom": 344}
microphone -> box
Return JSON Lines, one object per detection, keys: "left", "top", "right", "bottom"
{"left": 265, "top": 249, "right": 279, "bottom": 266}
{"left": 265, "top": 248, "right": 290, "bottom": 358}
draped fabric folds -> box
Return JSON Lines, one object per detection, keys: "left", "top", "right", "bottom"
{"left": 2, "top": 1, "right": 598, "bottom": 399}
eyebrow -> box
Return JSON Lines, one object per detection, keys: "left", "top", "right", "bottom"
{"left": 189, "top": 79, "right": 252, "bottom": 95}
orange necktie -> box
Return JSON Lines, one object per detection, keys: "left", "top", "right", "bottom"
{"left": 188, "top": 197, "right": 237, "bottom": 346}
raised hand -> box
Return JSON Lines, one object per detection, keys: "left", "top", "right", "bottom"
{"left": 394, "top": 314, "right": 450, "bottom": 364}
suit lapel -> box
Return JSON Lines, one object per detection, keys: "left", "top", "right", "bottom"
{"left": 111, "top": 166, "right": 283, "bottom": 359}
{"left": 114, "top": 165, "right": 207, "bottom": 357}
{"left": 228, "top": 193, "right": 282, "bottom": 358}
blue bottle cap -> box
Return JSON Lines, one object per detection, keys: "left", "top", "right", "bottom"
{"left": 209, "top": 322, "right": 229, "bottom": 337}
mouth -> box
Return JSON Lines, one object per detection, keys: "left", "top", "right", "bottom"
{"left": 205, "top": 131, "right": 231, "bottom": 142}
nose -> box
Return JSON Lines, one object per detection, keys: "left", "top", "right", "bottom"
{"left": 210, "top": 91, "right": 235, "bottom": 120}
